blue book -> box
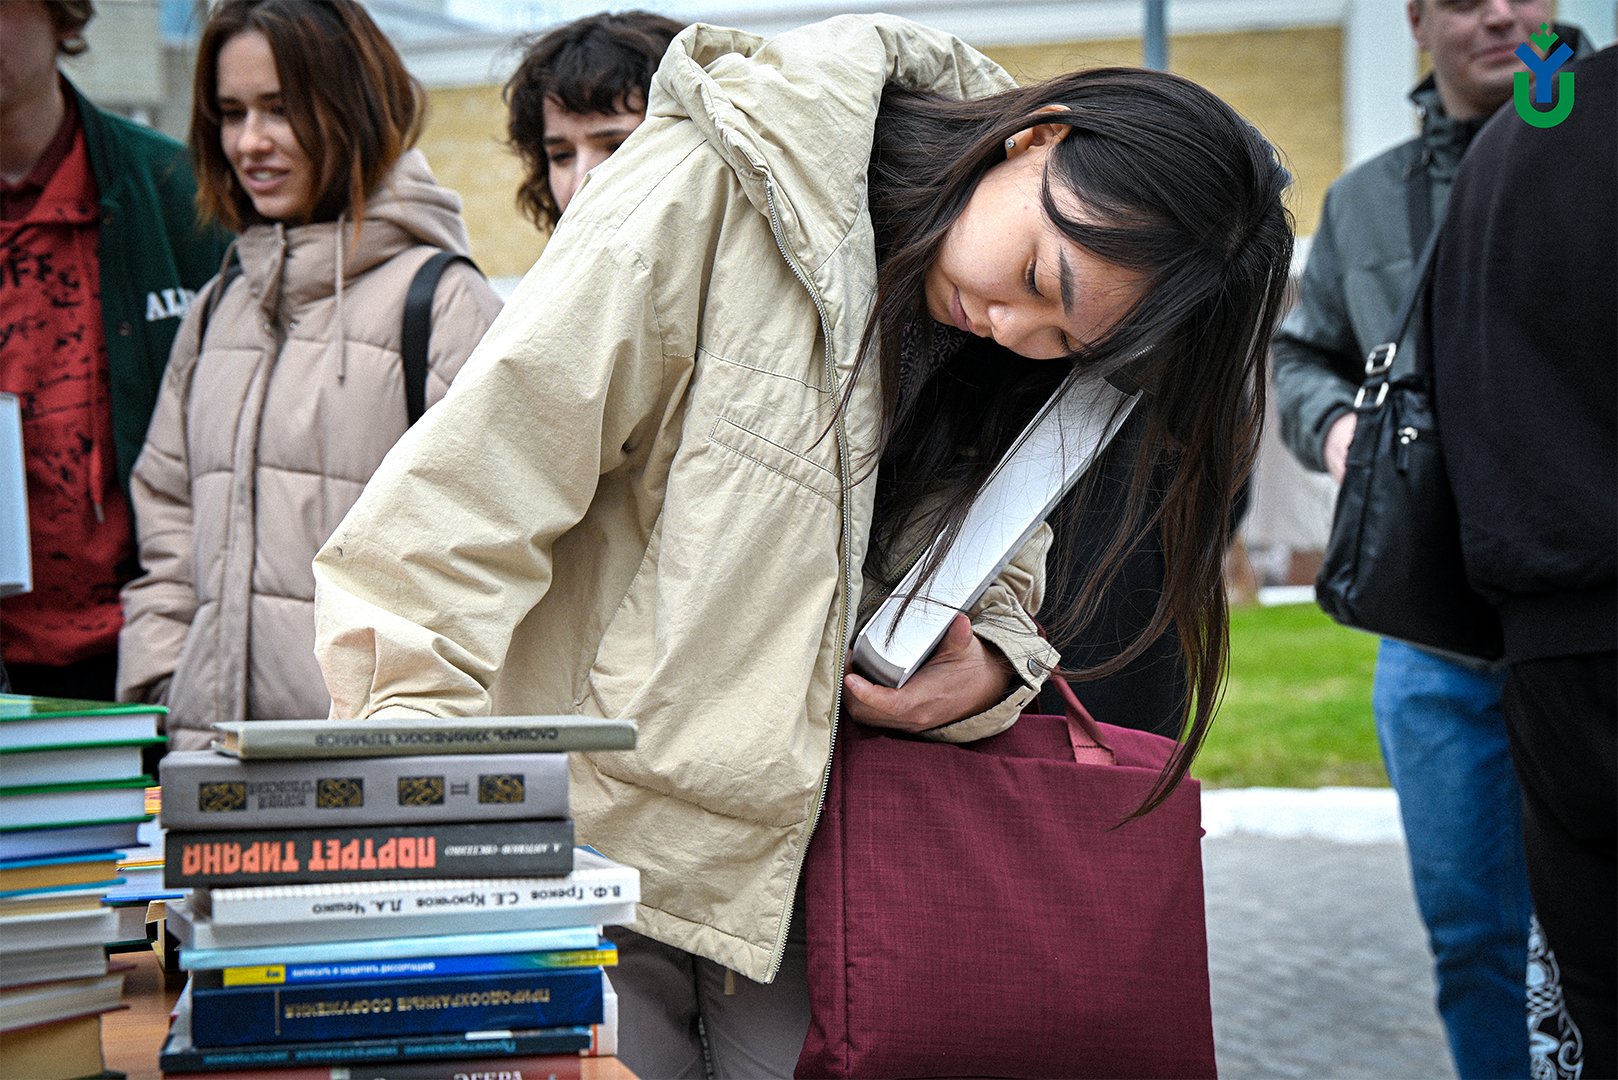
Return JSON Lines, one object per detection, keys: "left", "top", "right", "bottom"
{"left": 161, "top": 986, "right": 591, "bottom": 1072}
{"left": 190, "top": 965, "right": 604, "bottom": 1047}
{"left": 220, "top": 939, "right": 616, "bottom": 986}
{"left": 177, "top": 923, "right": 602, "bottom": 970}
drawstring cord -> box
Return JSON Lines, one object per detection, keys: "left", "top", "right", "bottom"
{"left": 333, "top": 215, "right": 348, "bottom": 385}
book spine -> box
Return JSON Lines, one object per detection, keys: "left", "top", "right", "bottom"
{"left": 165, "top": 821, "right": 574, "bottom": 887}
{"left": 159, "top": 1030, "right": 590, "bottom": 1073}
{"left": 168, "top": 897, "right": 640, "bottom": 949}
{"left": 160, "top": 753, "right": 568, "bottom": 829}
{"left": 189, "top": 968, "right": 603, "bottom": 1048}
{"left": 196, "top": 866, "right": 638, "bottom": 926}
{"left": 222, "top": 943, "right": 615, "bottom": 985}
{"left": 217, "top": 718, "right": 634, "bottom": 758}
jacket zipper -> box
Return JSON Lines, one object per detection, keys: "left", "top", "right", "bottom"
{"left": 761, "top": 175, "right": 853, "bottom": 983}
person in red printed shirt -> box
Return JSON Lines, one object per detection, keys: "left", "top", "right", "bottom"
{"left": 0, "top": 0, "right": 229, "bottom": 701}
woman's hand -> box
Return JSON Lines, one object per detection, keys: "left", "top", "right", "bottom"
{"left": 843, "top": 614, "right": 1017, "bottom": 733}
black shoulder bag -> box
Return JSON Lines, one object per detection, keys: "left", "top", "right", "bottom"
{"left": 1313, "top": 180, "right": 1503, "bottom": 662}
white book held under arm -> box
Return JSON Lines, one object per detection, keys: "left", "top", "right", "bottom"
{"left": 852, "top": 374, "right": 1140, "bottom": 688}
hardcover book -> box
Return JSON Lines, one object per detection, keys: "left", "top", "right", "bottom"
{"left": 220, "top": 939, "right": 615, "bottom": 986}
{"left": 852, "top": 374, "right": 1139, "bottom": 687}
{"left": 164, "top": 819, "right": 574, "bottom": 886}
{"left": 0, "top": 818, "right": 147, "bottom": 861}
{"left": 0, "top": 695, "right": 165, "bottom": 751}
{"left": 1, "top": 1010, "right": 106, "bottom": 1080}
{"left": 166, "top": 889, "right": 637, "bottom": 951}
{"left": 188, "top": 966, "right": 604, "bottom": 1047}
{"left": 176, "top": 923, "right": 603, "bottom": 971}
{"left": 190, "top": 847, "right": 637, "bottom": 926}
{"left": 210, "top": 715, "right": 636, "bottom": 759}
{"left": 158, "top": 750, "right": 569, "bottom": 829}
{"left": 0, "top": 393, "right": 28, "bottom": 598}
{"left": 0, "top": 776, "right": 153, "bottom": 831}
{"left": 161, "top": 985, "right": 590, "bottom": 1073}
{"left": 0, "top": 852, "right": 123, "bottom": 892}
{"left": 0, "top": 968, "right": 127, "bottom": 1032}
{"left": 0, "top": 739, "right": 164, "bottom": 787}
{"left": 0, "top": 905, "right": 117, "bottom": 952}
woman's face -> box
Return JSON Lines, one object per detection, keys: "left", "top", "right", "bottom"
{"left": 217, "top": 29, "right": 315, "bottom": 224}
{"left": 925, "top": 124, "right": 1145, "bottom": 361}
{"left": 542, "top": 94, "right": 646, "bottom": 216}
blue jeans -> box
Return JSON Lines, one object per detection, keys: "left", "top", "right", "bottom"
{"left": 1374, "top": 639, "right": 1533, "bottom": 1079}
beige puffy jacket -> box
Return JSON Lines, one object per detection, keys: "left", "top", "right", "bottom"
{"left": 119, "top": 150, "right": 503, "bottom": 750}
{"left": 313, "top": 18, "right": 1060, "bottom": 982}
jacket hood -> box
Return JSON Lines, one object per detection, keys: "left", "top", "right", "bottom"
{"left": 647, "top": 15, "right": 1013, "bottom": 281}
{"left": 233, "top": 148, "right": 470, "bottom": 312}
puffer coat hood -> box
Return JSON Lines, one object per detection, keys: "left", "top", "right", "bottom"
{"left": 119, "top": 149, "right": 503, "bottom": 749}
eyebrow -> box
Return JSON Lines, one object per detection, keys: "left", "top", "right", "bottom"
{"left": 542, "top": 125, "right": 639, "bottom": 147}
{"left": 1057, "top": 248, "right": 1075, "bottom": 321}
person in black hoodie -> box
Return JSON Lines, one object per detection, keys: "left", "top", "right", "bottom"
{"left": 1430, "top": 43, "right": 1616, "bottom": 1079}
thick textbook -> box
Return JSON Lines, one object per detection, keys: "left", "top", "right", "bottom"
{"left": 177, "top": 923, "right": 602, "bottom": 971}
{"left": 0, "top": 968, "right": 127, "bottom": 1032}
{"left": 2, "top": 1010, "right": 105, "bottom": 1080}
{"left": 159, "top": 749, "right": 569, "bottom": 828}
{"left": 0, "top": 739, "right": 162, "bottom": 787}
{"left": 211, "top": 715, "right": 636, "bottom": 759}
{"left": 162, "top": 985, "right": 589, "bottom": 1073}
{"left": 221, "top": 939, "right": 615, "bottom": 986}
{"left": 189, "top": 966, "right": 604, "bottom": 1047}
{"left": 164, "top": 819, "right": 574, "bottom": 887}
{"left": 0, "top": 905, "right": 117, "bottom": 952}
{"left": 0, "top": 776, "right": 152, "bottom": 830}
{"left": 852, "top": 375, "right": 1139, "bottom": 687}
{"left": 0, "top": 852, "right": 123, "bottom": 892}
{"left": 0, "top": 941, "right": 108, "bottom": 988}
{"left": 0, "top": 694, "right": 165, "bottom": 751}
{"left": 167, "top": 889, "right": 636, "bottom": 950}
{"left": 0, "top": 393, "right": 28, "bottom": 598}
{"left": 191, "top": 846, "right": 638, "bottom": 926}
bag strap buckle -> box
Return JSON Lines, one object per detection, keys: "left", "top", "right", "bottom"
{"left": 1354, "top": 381, "right": 1390, "bottom": 409}
{"left": 1364, "top": 341, "right": 1396, "bottom": 377}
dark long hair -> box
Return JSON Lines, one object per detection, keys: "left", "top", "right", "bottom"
{"left": 504, "top": 11, "right": 684, "bottom": 230}
{"left": 864, "top": 69, "right": 1293, "bottom": 816}
{"left": 191, "top": 0, "right": 423, "bottom": 231}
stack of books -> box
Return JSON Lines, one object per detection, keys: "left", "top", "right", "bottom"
{"left": 0, "top": 693, "right": 167, "bottom": 1080}
{"left": 158, "top": 715, "right": 639, "bottom": 1077}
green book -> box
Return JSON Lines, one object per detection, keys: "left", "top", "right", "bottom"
{"left": 0, "top": 776, "right": 154, "bottom": 831}
{"left": 0, "top": 695, "right": 166, "bottom": 753}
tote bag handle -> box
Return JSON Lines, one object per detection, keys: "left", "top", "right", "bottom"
{"left": 1046, "top": 673, "right": 1117, "bottom": 767}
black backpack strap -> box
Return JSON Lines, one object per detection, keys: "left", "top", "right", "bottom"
{"left": 401, "top": 250, "right": 478, "bottom": 425}
{"left": 198, "top": 259, "right": 244, "bottom": 344}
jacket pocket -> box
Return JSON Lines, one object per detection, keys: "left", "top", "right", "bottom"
{"left": 707, "top": 416, "right": 838, "bottom": 503}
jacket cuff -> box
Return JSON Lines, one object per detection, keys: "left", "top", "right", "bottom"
{"left": 920, "top": 623, "right": 1058, "bottom": 744}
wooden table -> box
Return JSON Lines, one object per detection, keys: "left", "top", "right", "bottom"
{"left": 103, "top": 948, "right": 636, "bottom": 1079}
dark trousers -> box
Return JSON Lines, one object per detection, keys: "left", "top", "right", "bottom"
{"left": 1503, "top": 651, "right": 1617, "bottom": 1079}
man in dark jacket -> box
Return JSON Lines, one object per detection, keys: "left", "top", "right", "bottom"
{"left": 0, "top": 1, "right": 231, "bottom": 700}
{"left": 1271, "top": 2, "right": 1591, "bottom": 1076}
{"left": 1430, "top": 43, "right": 1616, "bottom": 1080}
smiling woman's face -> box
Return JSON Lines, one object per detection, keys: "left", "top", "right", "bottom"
{"left": 924, "top": 122, "right": 1145, "bottom": 361}
{"left": 216, "top": 29, "right": 314, "bottom": 224}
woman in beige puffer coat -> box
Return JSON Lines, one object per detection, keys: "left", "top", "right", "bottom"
{"left": 117, "top": 0, "right": 502, "bottom": 751}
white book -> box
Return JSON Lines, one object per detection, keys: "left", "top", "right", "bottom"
{"left": 852, "top": 375, "right": 1140, "bottom": 687}
{"left": 0, "top": 906, "right": 118, "bottom": 952}
{"left": 166, "top": 891, "right": 637, "bottom": 950}
{"left": 176, "top": 923, "right": 603, "bottom": 970}
{"left": 0, "top": 393, "right": 29, "bottom": 599}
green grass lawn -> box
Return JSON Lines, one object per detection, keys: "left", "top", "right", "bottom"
{"left": 1193, "top": 601, "right": 1388, "bottom": 789}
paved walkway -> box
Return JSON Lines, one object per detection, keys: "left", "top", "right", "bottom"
{"left": 1202, "top": 789, "right": 1457, "bottom": 1080}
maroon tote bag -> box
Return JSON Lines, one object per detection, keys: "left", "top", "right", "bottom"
{"left": 796, "top": 679, "right": 1215, "bottom": 1079}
